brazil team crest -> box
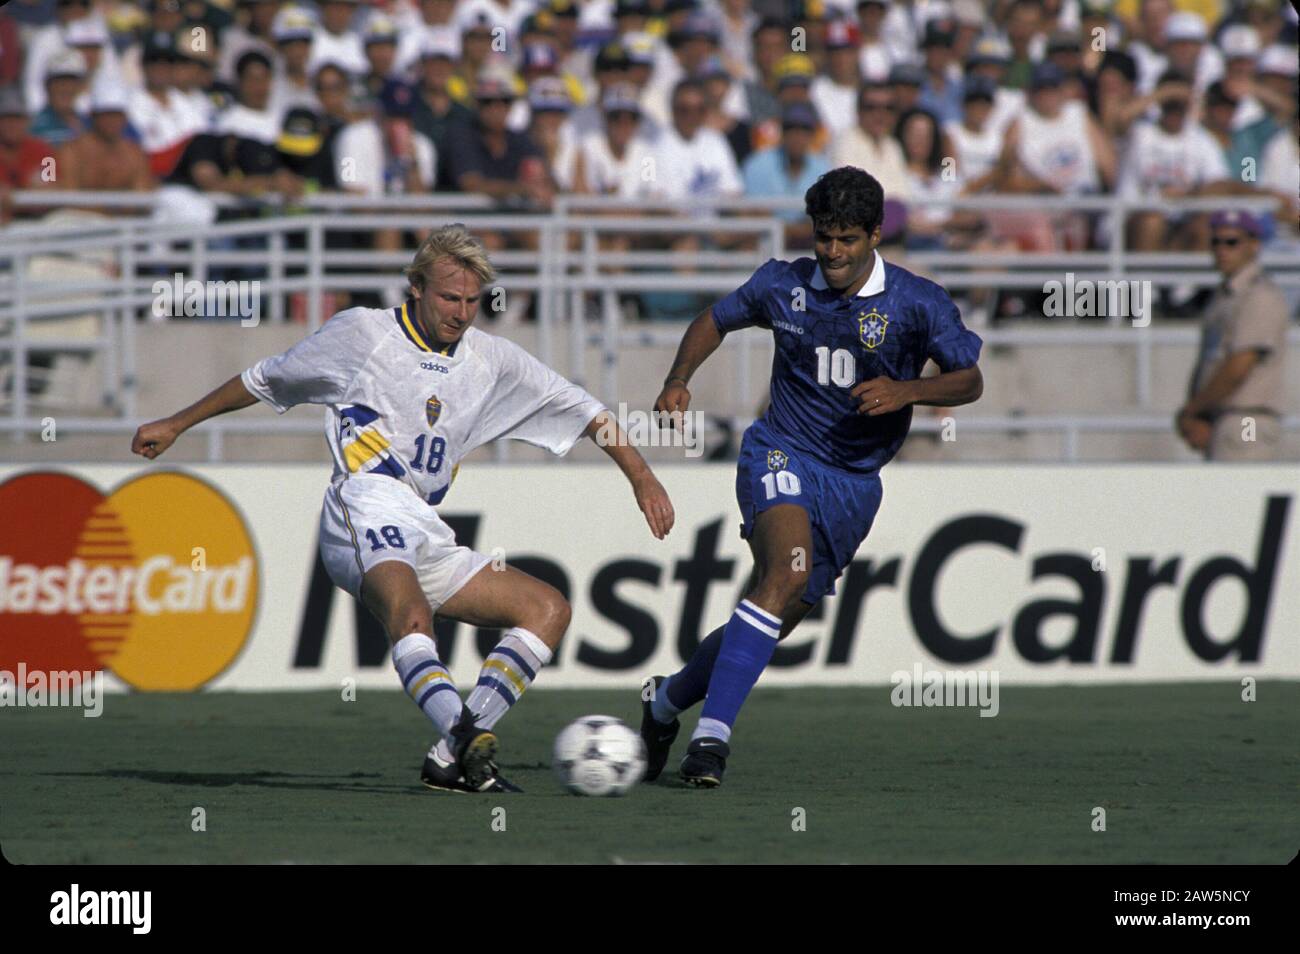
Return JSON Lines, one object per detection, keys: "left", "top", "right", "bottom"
{"left": 857, "top": 309, "right": 889, "bottom": 350}
{"left": 767, "top": 449, "right": 789, "bottom": 471}
{"left": 425, "top": 394, "right": 443, "bottom": 427}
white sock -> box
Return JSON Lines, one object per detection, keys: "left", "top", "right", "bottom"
{"left": 464, "top": 627, "right": 552, "bottom": 732}
{"left": 392, "top": 634, "right": 462, "bottom": 737}
{"left": 692, "top": 717, "right": 732, "bottom": 744}
{"left": 650, "top": 675, "right": 683, "bottom": 724}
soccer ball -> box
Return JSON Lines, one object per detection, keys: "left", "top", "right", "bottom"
{"left": 553, "top": 715, "right": 647, "bottom": 796}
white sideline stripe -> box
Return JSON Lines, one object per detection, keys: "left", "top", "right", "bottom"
{"left": 735, "top": 607, "right": 782, "bottom": 640}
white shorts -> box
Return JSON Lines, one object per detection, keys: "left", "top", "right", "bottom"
{"left": 319, "top": 473, "right": 490, "bottom": 612}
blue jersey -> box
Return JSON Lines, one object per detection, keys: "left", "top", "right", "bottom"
{"left": 712, "top": 254, "right": 982, "bottom": 474}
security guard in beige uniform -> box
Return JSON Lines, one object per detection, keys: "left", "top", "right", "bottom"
{"left": 1178, "top": 210, "right": 1289, "bottom": 461}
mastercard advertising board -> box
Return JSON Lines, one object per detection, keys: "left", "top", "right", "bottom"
{"left": 0, "top": 470, "right": 258, "bottom": 692}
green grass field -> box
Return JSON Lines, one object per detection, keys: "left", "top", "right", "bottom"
{"left": 3, "top": 684, "right": 1297, "bottom": 864}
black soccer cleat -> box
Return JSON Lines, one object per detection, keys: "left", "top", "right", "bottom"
{"left": 420, "top": 747, "right": 522, "bottom": 794}
{"left": 449, "top": 706, "right": 500, "bottom": 789}
{"left": 639, "top": 675, "right": 680, "bottom": 782}
{"left": 679, "top": 737, "right": 729, "bottom": 788}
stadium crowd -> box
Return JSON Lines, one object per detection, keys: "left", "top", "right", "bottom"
{"left": 0, "top": 0, "right": 1295, "bottom": 293}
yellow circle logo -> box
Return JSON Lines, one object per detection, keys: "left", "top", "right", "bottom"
{"left": 0, "top": 471, "right": 259, "bottom": 691}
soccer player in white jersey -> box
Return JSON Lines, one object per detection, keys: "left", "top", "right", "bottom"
{"left": 131, "top": 224, "right": 676, "bottom": 793}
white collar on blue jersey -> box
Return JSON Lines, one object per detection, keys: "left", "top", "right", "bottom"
{"left": 809, "top": 250, "right": 887, "bottom": 297}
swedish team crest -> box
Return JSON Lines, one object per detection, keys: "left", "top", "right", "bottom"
{"left": 857, "top": 309, "right": 889, "bottom": 350}
{"left": 425, "top": 394, "right": 443, "bottom": 427}
{"left": 767, "top": 449, "right": 789, "bottom": 471}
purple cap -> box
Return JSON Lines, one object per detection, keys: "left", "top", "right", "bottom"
{"left": 1209, "top": 210, "right": 1262, "bottom": 237}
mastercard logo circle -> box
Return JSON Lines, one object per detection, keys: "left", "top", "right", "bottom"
{"left": 0, "top": 471, "right": 259, "bottom": 691}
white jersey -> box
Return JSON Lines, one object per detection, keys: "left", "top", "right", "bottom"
{"left": 242, "top": 302, "right": 605, "bottom": 506}
{"left": 1016, "top": 101, "right": 1100, "bottom": 195}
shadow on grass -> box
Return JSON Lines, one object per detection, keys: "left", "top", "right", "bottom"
{"left": 39, "top": 769, "right": 424, "bottom": 796}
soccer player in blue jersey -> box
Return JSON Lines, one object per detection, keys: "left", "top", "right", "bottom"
{"left": 641, "top": 166, "right": 984, "bottom": 787}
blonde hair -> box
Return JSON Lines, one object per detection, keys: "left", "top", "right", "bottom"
{"left": 404, "top": 224, "right": 496, "bottom": 294}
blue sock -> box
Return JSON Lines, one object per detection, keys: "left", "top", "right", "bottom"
{"left": 658, "top": 625, "right": 726, "bottom": 718}
{"left": 694, "top": 600, "right": 782, "bottom": 743}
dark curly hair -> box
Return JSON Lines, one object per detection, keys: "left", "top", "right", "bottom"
{"left": 804, "top": 166, "right": 885, "bottom": 236}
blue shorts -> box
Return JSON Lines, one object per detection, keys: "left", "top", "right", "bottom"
{"left": 735, "top": 419, "right": 883, "bottom": 604}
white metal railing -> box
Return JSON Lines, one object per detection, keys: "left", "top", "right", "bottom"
{"left": 1, "top": 193, "right": 1297, "bottom": 461}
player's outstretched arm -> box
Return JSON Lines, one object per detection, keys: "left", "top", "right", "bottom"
{"left": 653, "top": 306, "right": 724, "bottom": 420}
{"left": 130, "top": 374, "right": 259, "bottom": 459}
{"left": 583, "top": 410, "right": 675, "bottom": 541}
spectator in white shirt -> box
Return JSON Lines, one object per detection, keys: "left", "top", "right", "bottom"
{"left": 831, "top": 80, "right": 911, "bottom": 201}
{"left": 395, "top": 0, "right": 460, "bottom": 74}
{"left": 128, "top": 40, "right": 209, "bottom": 179}
{"left": 642, "top": 78, "right": 741, "bottom": 202}
{"left": 23, "top": 0, "right": 121, "bottom": 113}
{"left": 1120, "top": 71, "right": 1232, "bottom": 252}
{"left": 309, "top": 0, "right": 369, "bottom": 77}
{"left": 270, "top": 6, "right": 320, "bottom": 114}
{"left": 812, "top": 19, "right": 862, "bottom": 136}
{"left": 572, "top": 83, "right": 656, "bottom": 198}
{"left": 854, "top": 0, "right": 897, "bottom": 83}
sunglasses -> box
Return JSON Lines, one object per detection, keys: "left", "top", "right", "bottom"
{"left": 1210, "top": 236, "right": 1244, "bottom": 247}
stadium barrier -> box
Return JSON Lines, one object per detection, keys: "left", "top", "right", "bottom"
{"left": 0, "top": 194, "right": 1296, "bottom": 461}
{"left": 2, "top": 462, "right": 1295, "bottom": 692}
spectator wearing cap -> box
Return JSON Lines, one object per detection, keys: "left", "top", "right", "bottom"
{"left": 1240, "top": 0, "right": 1289, "bottom": 50}
{"left": 30, "top": 51, "right": 89, "bottom": 147}
{"left": 751, "top": 53, "right": 826, "bottom": 153}
{"left": 1249, "top": 44, "right": 1299, "bottom": 134}
{"left": 23, "top": 0, "right": 124, "bottom": 114}
{"left": 565, "top": 42, "right": 659, "bottom": 143}
{"left": 948, "top": 0, "right": 984, "bottom": 63}
{"left": 442, "top": 70, "right": 554, "bottom": 215}
{"left": 1130, "top": 9, "right": 1209, "bottom": 93}
{"left": 917, "top": 18, "right": 964, "bottom": 125}
{"left": 641, "top": 77, "right": 741, "bottom": 202}
{"left": 854, "top": 0, "right": 897, "bottom": 83}
{"left": 886, "top": 61, "right": 924, "bottom": 115}
{"left": 1118, "top": 70, "right": 1231, "bottom": 253}
{"left": 1218, "top": 24, "right": 1264, "bottom": 129}
{"left": 360, "top": 15, "right": 405, "bottom": 102}
{"left": 571, "top": 82, "right": 655, "bottom": 197}
{"left": 742, "top": 101, "right": 831, "bottom": 246}
{"left": 1077, "top": 0, "right": 1123, "bottom": 75}
{"left": 965, "top": 36, "right": 1023, "bottom": 136}
{"left": 55, "top": 74, "right": 155, "bottom": 200}
{"left": 0, "top": 87, "right": 58, "bottom": 224}
{"left": 119, "top": 0, "right": 188, "bottom": 91}
{"left": 455, "top": 0, "right": 535, "bottom": 44}
{"left": 695, "top": 55, "right": 752, "bottom": 166}
{"left": 455, "top": 14, "right": 509, "bottom": 103}
{"left": 309, "top": 0, "right": 368, "bottom": 77}
{"left": 129, "top": 39, "right": 210, "bottom": 179}
{"left": 1000, "top": 61, "right": 1113, "bottom": 196}
{"left": 1178, "top": 210, "right": 1289, "bottom": 461}
{"left": 831, "top": 80, "right": 911, "bottom": 201}
{"left": 1198, "top": 79, "right": 1273, "bottom": 195}
{"left": 945, "top": 76, "right": 1005, "bottom": 194}
{"left": 410, "top": 40, "right": 476, "bottom": 185}
{"left": 525, "top": 76, "right": 577, "bottom": 190}
{"left": 640, "top": 9, "right": 728, "bottom": 131}
{"left": 1044, "top": 29, "right": 1088, "bottom": 97}
{"left": 395, "top": 0, "right": 460, "bottom": 75}
{"left": 714, "top": 0, "right": 758, "bottom": 82}
{"left": 811, "top": 19, "right": 861, "bottom": 136}
{"left": 611, "top": 0, "right": 650, "bottom": 40}
{"left": 275, "top": 104, "right": 336, "bottom": 191}
{"left": 1002, "top": 0, "right": 1048, "bottom": 90}
{"left": 218, "top": 0, "right": 281, "bottom": 85}
{"left": 270, "top": 7, "right": 321, "bottom": 114}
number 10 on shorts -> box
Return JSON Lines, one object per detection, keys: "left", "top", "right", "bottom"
{"left": 761, "top": 470, "right": 801, "bottom": 500}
